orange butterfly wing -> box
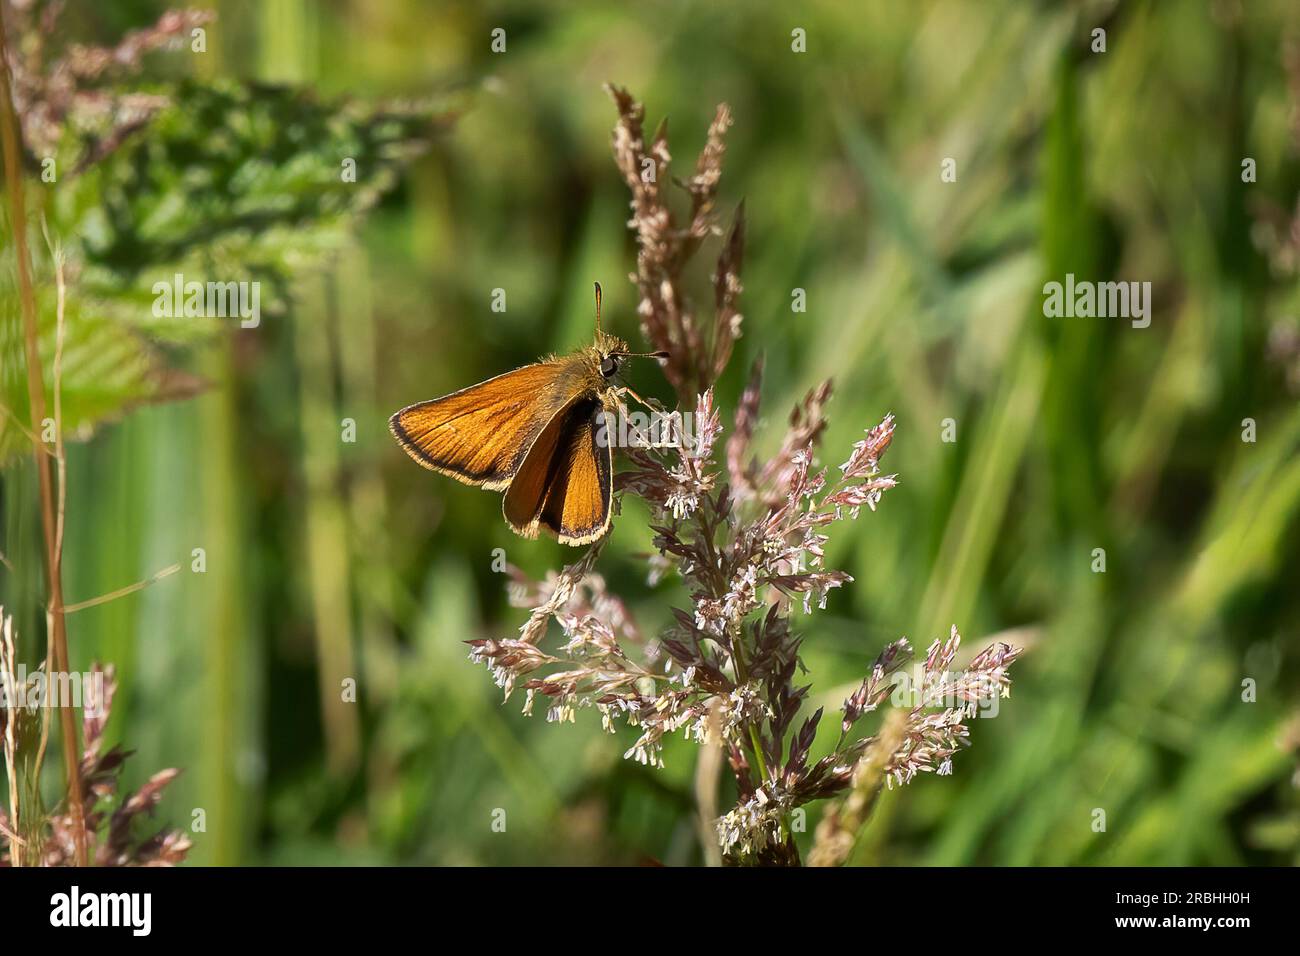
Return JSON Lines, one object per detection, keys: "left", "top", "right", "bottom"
{"left": 389, "top": 362, "right": 574, "bottom": 491}
{"left": 503, "top": 396, "right": 614, "bottom": 545}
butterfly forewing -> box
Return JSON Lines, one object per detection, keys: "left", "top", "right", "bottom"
{"left": 388, "top": 362, "right": 575, "bottom": 490}
{"left": 503, "top": 396, "right": 613, "bottom": 545}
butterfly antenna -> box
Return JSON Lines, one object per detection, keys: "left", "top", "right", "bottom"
{"left": 593, "top": 281, "right": 603, "bottom": 333}
{"left": 621, "top": 350, "right": 671, "bottom": 360}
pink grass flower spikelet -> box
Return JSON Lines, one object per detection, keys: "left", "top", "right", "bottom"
{"left": 1, "top": 627, "right": 192, "bottom": 867}
{"left": 466, "top": 88, "right": 1022, "bottom": 866}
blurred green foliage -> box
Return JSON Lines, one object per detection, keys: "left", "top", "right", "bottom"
{"left": 3, "top": 0, "right": 1299, "bottom": 865}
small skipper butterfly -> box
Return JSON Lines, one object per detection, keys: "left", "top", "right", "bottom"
{"left": 389, "top": 284, "right": 667, "bottom": 545}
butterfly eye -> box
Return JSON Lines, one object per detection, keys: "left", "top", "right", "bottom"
{"left": 600, "top": 355, "right": 619, "bottom": 378}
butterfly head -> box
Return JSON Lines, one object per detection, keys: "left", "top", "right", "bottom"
{"left": 594, "top": 330, "right": 630, "bottom": 378}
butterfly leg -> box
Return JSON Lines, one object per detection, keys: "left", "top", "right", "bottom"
{"left": 611, "top": 388, "right": 679, "bottom": 451}
{"left": 612, "top": 384, "right": 666, "bottom": 413}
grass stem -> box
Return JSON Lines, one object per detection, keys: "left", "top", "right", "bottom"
{"left": 0, "top": 3, "right": 89, "bottom": 867}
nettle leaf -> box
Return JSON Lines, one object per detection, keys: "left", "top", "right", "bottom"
{"left": 1, "top": 79, "right": 451, "bottom": 467}
{"left": 63, "top": 79, "right": 448, "bottom": 288}
{"left": 1, "top": 245, "right": 206, "bottom": 465}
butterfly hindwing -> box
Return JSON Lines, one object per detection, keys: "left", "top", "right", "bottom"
{"left": 503, "top": 395, "right": 613, "bottom": 545}
{"left": 388, "top": 362, "right": 574, "bottom": 490}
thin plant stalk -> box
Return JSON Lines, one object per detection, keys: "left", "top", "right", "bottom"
{"left": 2, "top": 611, "right": 24, "bottom": 863}
{"left": 0, "top": 4, "right": 89, "bottom": 866}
